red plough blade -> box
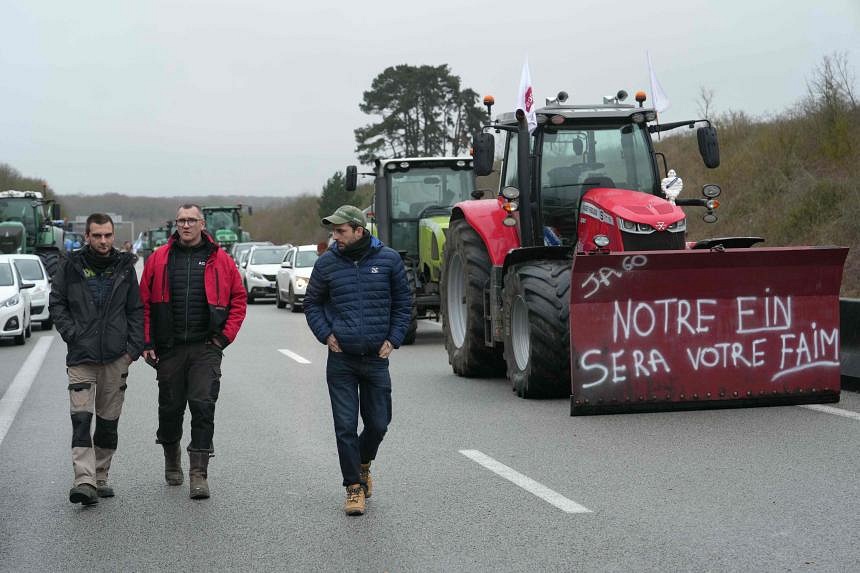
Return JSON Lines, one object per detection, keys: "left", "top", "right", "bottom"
{"left": 569, "top": 247, "right": 848, "bottom": 415}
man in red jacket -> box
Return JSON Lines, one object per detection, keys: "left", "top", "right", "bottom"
{"left": 140, "top": 204, "right": 246, "bottom": 499}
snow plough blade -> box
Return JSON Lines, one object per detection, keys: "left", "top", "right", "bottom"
{"left": 569, "top": 246, "right": 848, "bottom": 415}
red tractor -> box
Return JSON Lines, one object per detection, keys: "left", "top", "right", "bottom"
{"left": 441, "top": 90, "right": 847, "bottom": 414}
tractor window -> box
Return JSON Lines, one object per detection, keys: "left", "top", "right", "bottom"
{"left": 0, "top": 263, "right": 13, "bottom": 286}
{"left": 539, "top": 124, "right": 657, "bottom": 244}
{"left": 502, "top": 132, "right": 519, "bottom": 190}
{"left": 386, "top": 166, "right": 475, "bottom": 255}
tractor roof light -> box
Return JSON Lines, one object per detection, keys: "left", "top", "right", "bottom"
{"left": 631, "top": 113, "right": 645, "bottom": 123}
{"left": 635, "top": 91, "right": 647, "bottom": 104}
{"left": 645, "top": 111, "right": 657, "bottom": 122}
{"left": 483, "top": 95, "right": 495, "bottom": 106}
{"left": 550, "top": 114, "right": 565, "bottom": 125}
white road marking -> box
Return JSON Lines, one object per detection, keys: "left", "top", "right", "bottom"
{"left": 800, "top": 404, "right": 860, "bottom": 421}
{"left": 0, "top": 336, "right": 55, "bottom": 447}
{"left": 459, "top": 449, "right": 592, "bottom": 514}
{"left": 278, "top": 349, "right": 311, "bottom": 364}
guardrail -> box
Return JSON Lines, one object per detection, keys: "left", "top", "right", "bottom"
{"left": 842, "top": 298, "right": 860, "bottom": 391}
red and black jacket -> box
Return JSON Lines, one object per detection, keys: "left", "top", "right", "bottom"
{"left": 140, "top": 232, "right": 246, "bottom": 351}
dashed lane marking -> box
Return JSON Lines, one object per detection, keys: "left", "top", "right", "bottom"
{"left": 0, "top": 336, "right": 55, "bottom": 448}
{"left": 278, "top": 349, "right": 311, "bottom": 364}
{"left": 459, "top": 449, "right": 592, "bottom": 514}
{"left": 800, "top": 404, "right": 860, "bottom": 422}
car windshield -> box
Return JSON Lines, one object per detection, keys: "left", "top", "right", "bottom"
{"left": 13, "top": 259, "right": 44, "bottom": 280}
{"left": 251, "top": 248, "right": 287, "bottom": 265}
{"left": 0, "top": 263, "right": 13, "bottom": 286}
{"left": 295, "top": 251, "right": 319, "bottom": 268}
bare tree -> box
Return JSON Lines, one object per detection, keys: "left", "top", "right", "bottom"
{"left": 696, "top": 86, "right": 716, "bottom": 120}
{"left": 806, "top": 51, "right": 857, "bottom": 113}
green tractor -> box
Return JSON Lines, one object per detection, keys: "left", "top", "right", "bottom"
{"left": 346, "top": 157, "right": 479, "bottom": 344}
{"left": 202, "top": 205, "right": 252, "bottom": 253}
{"left": 136, "top": 224, "right": 173, "bottom": 262}
{"left": 0, "top": 190, "right": 65, "bottom": 277}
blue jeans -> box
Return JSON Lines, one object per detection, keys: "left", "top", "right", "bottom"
{"left": 326, "top": 351, "right": 392, "bottom": 487}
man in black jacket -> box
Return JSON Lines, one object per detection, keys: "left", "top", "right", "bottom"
{"left": 49, "top": 213, "right": 144, "bottom": 506}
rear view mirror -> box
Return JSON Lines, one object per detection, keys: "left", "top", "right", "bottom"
{"left": 345, "top": 165, "right": 358, "bottom": 191}
{"left": 473, "top": 132, "right": 495, "bottom": 177}
{"left": 21, "top": 283, "right": 35, "bottom": 289}
{"left": 281, "top": 261, "right": 292, "bottom": 268}
{"left": 697, "top": 126, "right": 720, "bottom": 169}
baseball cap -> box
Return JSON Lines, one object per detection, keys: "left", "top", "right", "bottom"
{"left": 321, "top": 205, "right": 367, "bottom": 228}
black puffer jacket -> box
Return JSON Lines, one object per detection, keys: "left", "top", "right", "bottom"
{"left": 49, "top": 247, "right": 144, "bottom": 366}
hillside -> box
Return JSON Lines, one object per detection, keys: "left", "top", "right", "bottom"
{"left": 655, "top": 96, "right": 859, "bottom": 296}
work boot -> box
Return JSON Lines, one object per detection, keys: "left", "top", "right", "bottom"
{"left": 344, "top": 484, "right": 366, "bottom": 516}
{"left": 96, "top": 480, "right": 115, "bottom": 498}
{"left": 69, "top": 483, "right": 99, "bottom": 506}
{"left": 360, "top": 462, "right": 373, "bottom": 498}
{"left": 163, "top": 442, "right": 184, "bottom": 486}
{"left": 188, "top": 452, "right": 210, "bottom": 500}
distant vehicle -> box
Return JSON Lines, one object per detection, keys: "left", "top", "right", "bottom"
{"left": 202, "top": 205, "right": 252, "bottom": 254}
{"left": 241, "top": 245, "right": 289, "bottom": 303}
{"left": 0, "top": 254, "right": 34, "bottom": 345}
{"left": 10, "top": 254, "right": 51, "bottom": 329}
{"left": 276, "top": 244, "right": 319, "bottom": 312}
{"left": 0, "top": 190, "right": 65, "bottom": 278}
{"left": 231, "top": 241, "right": 272, "bottom": 266}
{"left": 137, "top": 225, "right": 172, "bottom": 262}
{"left": 64, "top": 232, "right": 85, "bottom": 252}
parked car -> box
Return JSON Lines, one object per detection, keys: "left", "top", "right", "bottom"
{"left": 0, "top": 254, "right": 34, "bottom": 345}
{"left": 231, "top": 241, "right": 272, "bottom": 266}
{"left": 241, "top": 245, "right": 290, "bottom": 303}
{"left": 10, "top": 254, "right": 52, "bottom": 329}
{"left": 276, "top": 244, "right": 319, "bottom": 312}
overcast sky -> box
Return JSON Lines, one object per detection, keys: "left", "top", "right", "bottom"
{"left": 1, "top": 0, "right": 857, "bottom": 197}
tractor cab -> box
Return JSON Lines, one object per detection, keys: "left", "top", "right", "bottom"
{"left": 0, "top": 190, "right": 64, "bottom": 276}
{"left": 473, "top": 92, "right": 721, "bottom": 254}
{"left": 202, "top": 205, "right": 252, "bottom": 252}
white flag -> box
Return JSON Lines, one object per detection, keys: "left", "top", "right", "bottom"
{"left": 516, "top": 59, "right": 537, "bottom": 133}
{"left": 647, "top": 51, "right": 671, "bottom": 113}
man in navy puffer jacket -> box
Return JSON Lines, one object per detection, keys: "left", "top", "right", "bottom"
{"left": 304, "top": 205, "right": 411, "bottom": 516}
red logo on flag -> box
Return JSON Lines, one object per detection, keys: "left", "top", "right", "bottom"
{"left": 525, "top": 87, "right": 534, "bottom": 112}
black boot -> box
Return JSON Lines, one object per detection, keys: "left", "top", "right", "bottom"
{"left": 163, "top": 442, "right": 184, "bottom": 486}
{"left": 189, "top": 452, "right": 210, "bottom": 499}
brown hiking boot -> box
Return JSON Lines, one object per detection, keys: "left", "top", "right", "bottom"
{"left": 163, "top": 442, "right": 184, "bottom": 486}
{"left": 69, "top": 483, "right": 99, "bottom": 505}
{"left": 344, "top": 484, "right": 365, "bottom": 516}
{"left": 360, "top": 462, "right": 372, "bottom": 498}
{"left": 189, "top": 452, "right": 210, "bottom": 500}
{"left": 96, "top": 480, "right": 115, "bottom": 498}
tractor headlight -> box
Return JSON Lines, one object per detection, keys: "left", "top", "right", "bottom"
{"left": 617, "top": 217, "right": 654, "bottom": 234}
{"left": 1, "top": 294, "right": 20, "bottom": 309}
{"left": 667, "top": 218, "right": 687, "bottom": 232}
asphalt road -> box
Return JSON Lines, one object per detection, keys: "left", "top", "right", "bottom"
{"left": 1, "top": 299, "right": 859, "bottom": 572}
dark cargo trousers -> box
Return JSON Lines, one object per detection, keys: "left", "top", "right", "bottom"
{"left": 68, "top": 357, "right": 130, "bottom": 487}
{"left": 326, "top": 351, "right": 392, "bottom": 487}
{"left": 154, "top": 342, "right": 222, "bottom": 453}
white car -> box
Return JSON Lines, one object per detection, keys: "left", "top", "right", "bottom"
{"left": 0, "top": 254, "right": 33, "bottom": 345}
{"left": 276, "top": 244, "right": 320, "bottom": 312}
{"left": 241, "top": 245, "right": 290, "bottom": 303}
{"left": 11, "top": 254, "right": 52, "bottom": 329}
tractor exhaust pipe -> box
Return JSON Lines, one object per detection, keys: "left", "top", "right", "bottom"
{"left": 516, "top": 110, "right": 535, "bottom": 247}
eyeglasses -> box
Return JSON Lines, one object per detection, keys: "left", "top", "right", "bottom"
{"left": 175, "top": 218, "right": 201, "bottom": 227}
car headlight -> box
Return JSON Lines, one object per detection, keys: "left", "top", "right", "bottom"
{"left": 248, "top": 271, "right": 263, "bottom": 280}
{"left": 1, "top": 294, "right": 21, "bottom": 309}
{"left": 296, "top": 277, "right": 308, "bottom": 289}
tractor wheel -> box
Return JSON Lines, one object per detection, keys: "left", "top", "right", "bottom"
{"left": 276, "top": 284, "right": 286, "bottom": 309}
{"left": 38, "top": 249, "right": 62, "bottom": 280}
{"left": 503, "top": 261, "right": 571, "bottom": 399}
{"left": 402, "top": 265, "right": 418, "bottom": 345}
{"left": 441, "top": 219, "right": 504, "bottom": 377}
